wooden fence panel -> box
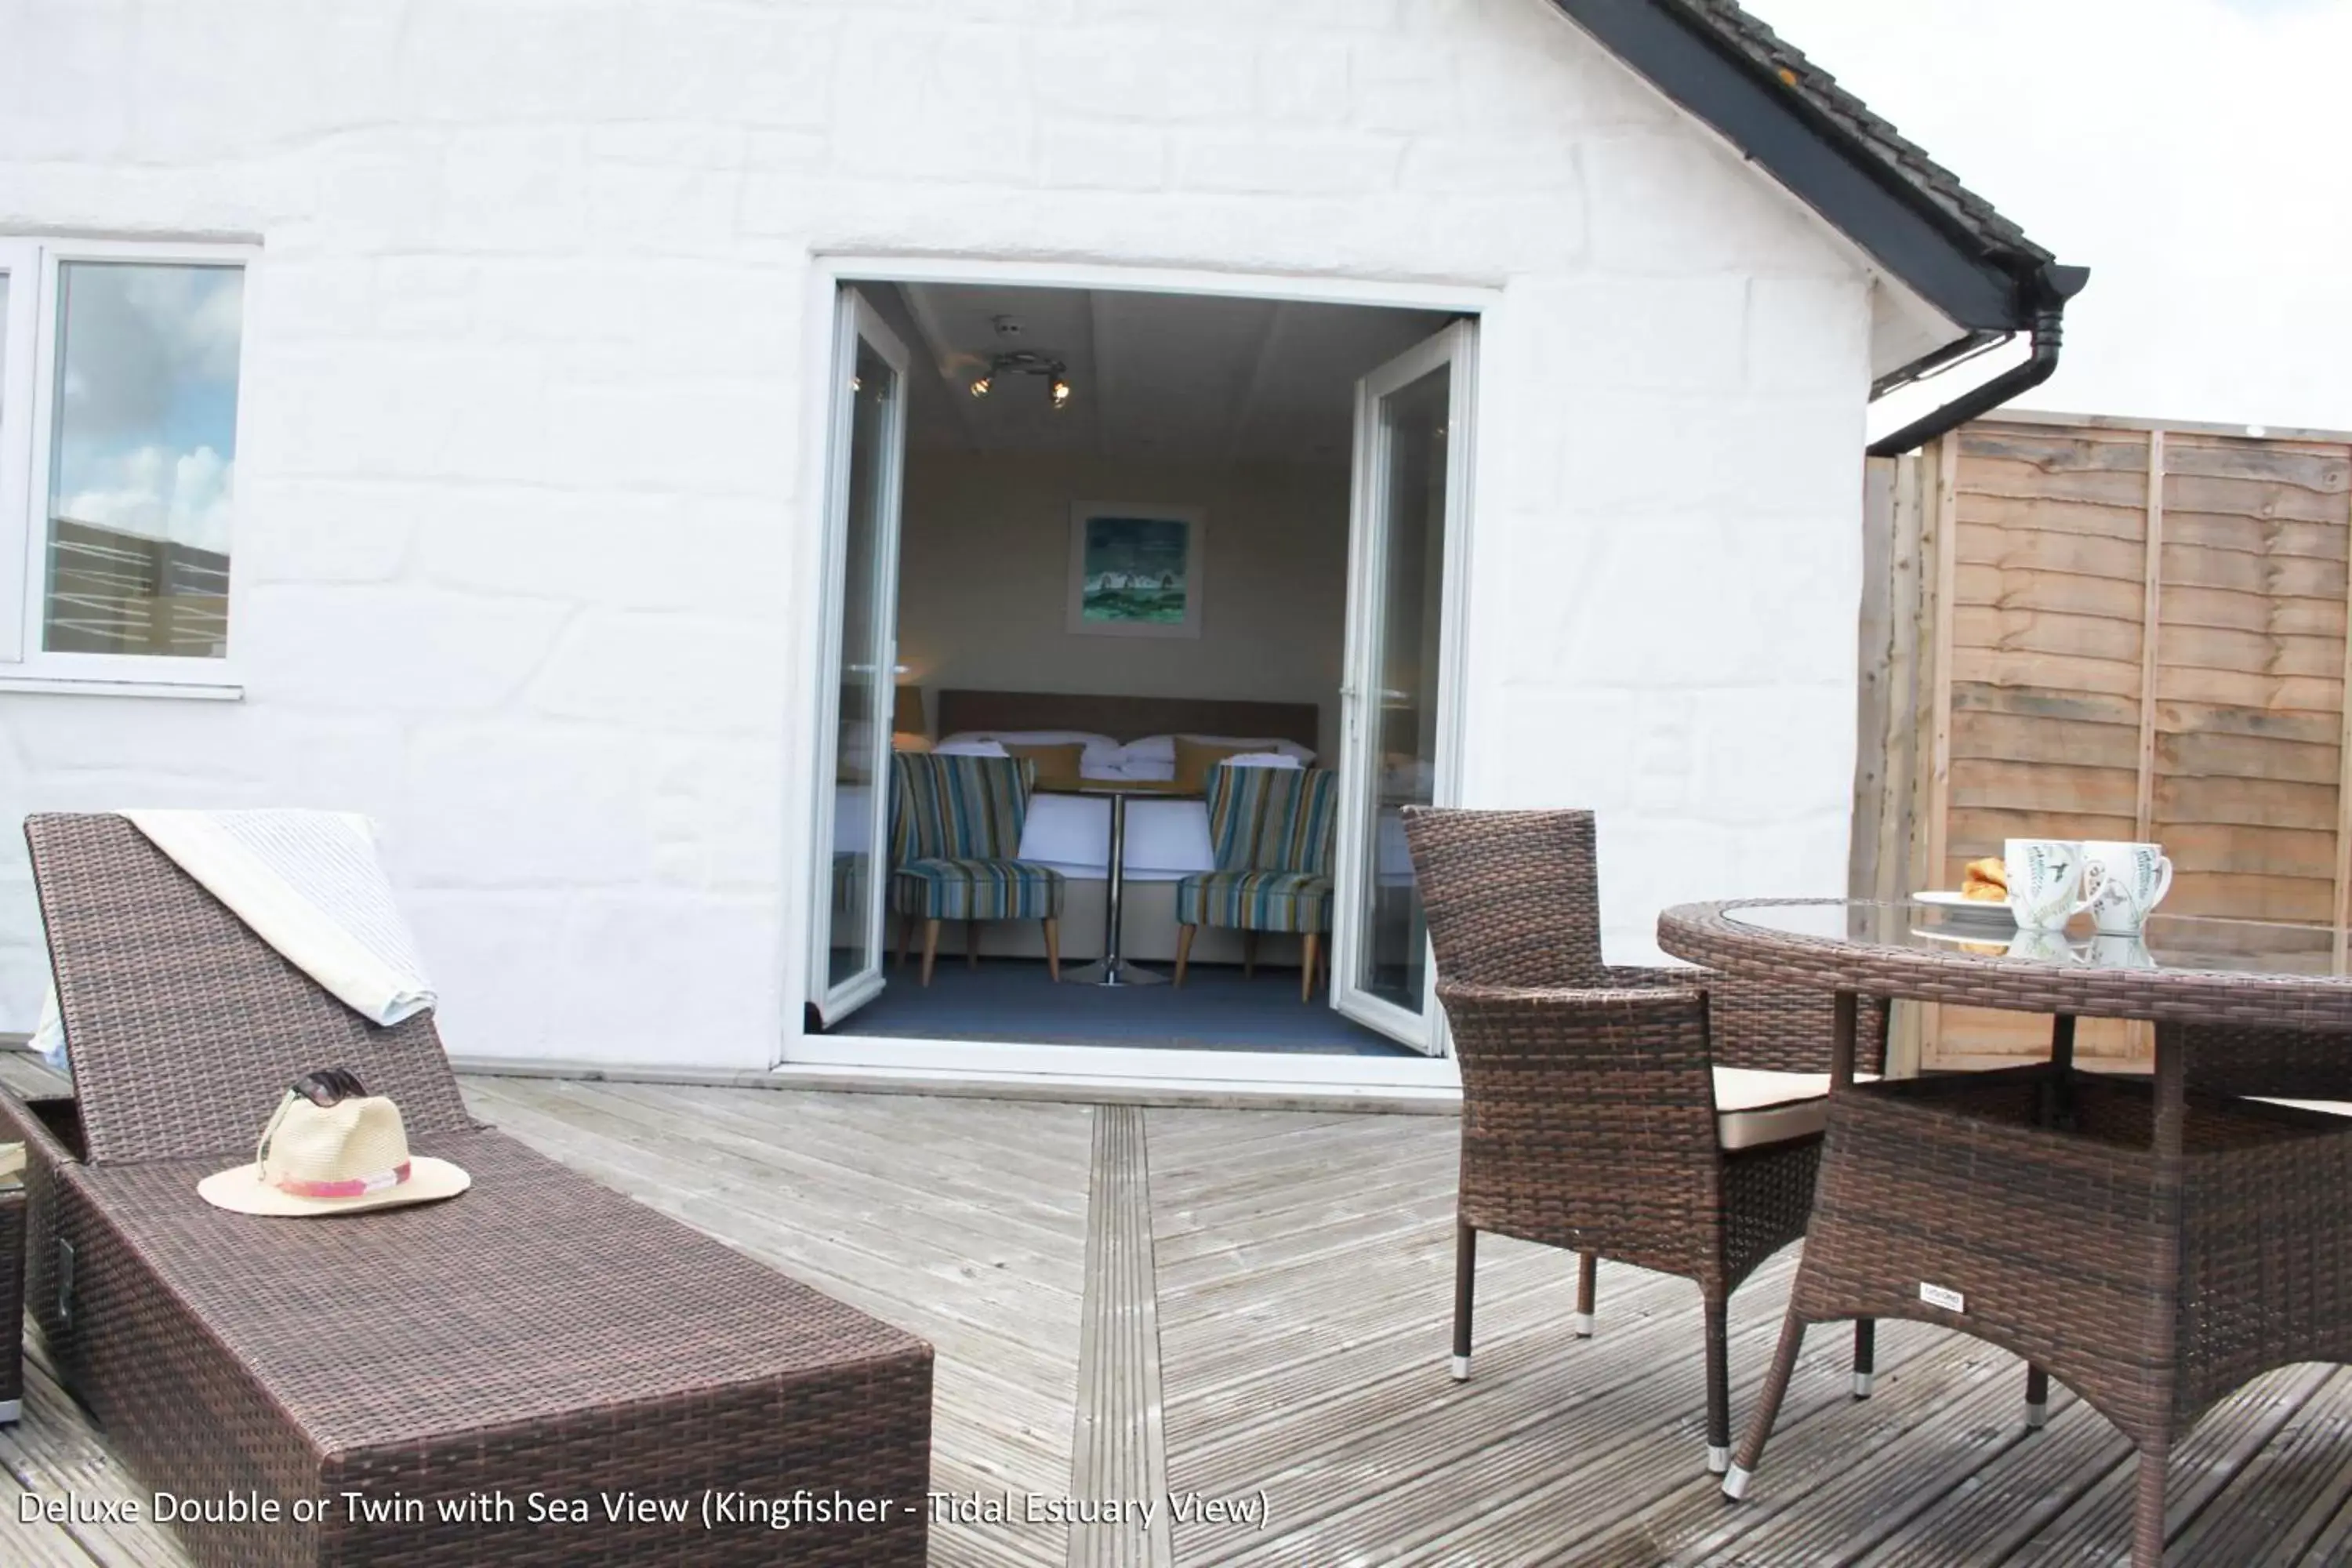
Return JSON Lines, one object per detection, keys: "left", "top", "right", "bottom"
{"left": 2152, "top": 434, "right": 2349, "bottom": 931}
{"left": 1860, "top": 414, "right": 2352, "bottom": 1069}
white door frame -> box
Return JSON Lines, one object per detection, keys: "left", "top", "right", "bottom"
{"left": 1330, "top": 319, "right": 1478, "bottom": 1053}
{"left": 777, "top": 254, "right": 1501, "bottom": 1093}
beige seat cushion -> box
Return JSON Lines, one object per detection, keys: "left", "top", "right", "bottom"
{"left": 1713, "top": 1067, "right": 1880, "bottom": 1152}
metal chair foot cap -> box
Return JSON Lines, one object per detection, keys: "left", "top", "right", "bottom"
{"left": 1722, "top": 1465, "right": 1752, "bottom": 1501}
{"left": 1852, "top": 1371, "right": 1875, "bottom": 1399}
{"left": 1450, "top": 1355, "right": 1471, "bottom": 1381}
{"left": 1572, "top": 1312, "right": 1594, "bottom": 1338}
{"left": 0, "top": 1399, "right": 16, "bottom": 1425}
{"left": 1707, "top": 1445, "right": 1730, "bottom": 1475}
{"left": 2025, "top": 1400, "right": 2047, "bottom": 1430}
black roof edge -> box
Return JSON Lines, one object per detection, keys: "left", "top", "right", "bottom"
{"left": 1547, "top": 0, "right": 2080, "bottom": 336}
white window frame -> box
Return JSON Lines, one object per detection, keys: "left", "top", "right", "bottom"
{"left": 0, "top": 236, "right": 256, "bottom": 695}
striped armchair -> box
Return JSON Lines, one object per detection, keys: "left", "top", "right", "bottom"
{"left": 888, "top": 753, "right": 1066, "bottom": 985}
{"left": 1172, "top": 765, "right": 1339, "bottom": 1001}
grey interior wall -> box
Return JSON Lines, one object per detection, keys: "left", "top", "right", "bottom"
{"left": 894, "top": 451, "right": 1352, "bottom": 760}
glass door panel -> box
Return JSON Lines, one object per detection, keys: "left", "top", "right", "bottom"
{"left": 1333, "top": 321, "right": 1475, "bottom": 1052}
{"left": 809, "top": 291, "right": 910, "bottom": 1025}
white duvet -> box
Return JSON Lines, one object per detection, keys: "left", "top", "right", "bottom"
{"left": 1015, "top": 795, "right": 1214, "bottom": 881}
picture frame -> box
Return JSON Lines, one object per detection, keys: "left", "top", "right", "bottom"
{"left": 1066, "top": 503, "right": 1205, "bottom": 640}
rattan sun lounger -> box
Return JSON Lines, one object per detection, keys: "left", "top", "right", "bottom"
{"left": 0, "top": 814, "right": 931, "bottom": 1566}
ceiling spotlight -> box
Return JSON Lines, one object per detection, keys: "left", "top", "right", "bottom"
{"left": 968, "top": 375, "right": 992, "bottom": 398}
{"left": 1050, "top": 377, "right": 1073, "bottom": 411}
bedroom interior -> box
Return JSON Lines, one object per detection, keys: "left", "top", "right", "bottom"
{"left": 812, "top": 279, "right": 1467, "bottom": 1059}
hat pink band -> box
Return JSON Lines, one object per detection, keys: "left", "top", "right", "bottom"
{"left": 272, "top": 1160, "right": 411, "bottom": 1200}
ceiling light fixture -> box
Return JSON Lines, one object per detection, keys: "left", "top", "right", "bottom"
{"left": 967, "top": 350, "right": 1073, "bottom": 409}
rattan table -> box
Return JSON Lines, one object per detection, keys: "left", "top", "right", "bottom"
{"left": 1657, "top": 898, "right": 2352, "bottom": 1568}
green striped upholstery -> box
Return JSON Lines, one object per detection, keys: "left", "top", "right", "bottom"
{"left": 1178, "top": 766, "right": 1338, "bottom": 934}
{"left": 1177, "top": 869, "right": 1332, "bottom": 934}
{"left": 892, "top": 858, "right": 1065, "bottom": 922}
{"left": 888, "top": 753, "right": 1065, "bottom": 923}
{"left": 890, "top": 753, "right": 1033, "bottom": 862}
{"left": 1203, "top": 764, "right": 1338, "bottom": 873}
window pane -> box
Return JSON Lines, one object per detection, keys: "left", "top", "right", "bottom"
{"left": 44, "top": 261, "right": 243, "bottom": 658}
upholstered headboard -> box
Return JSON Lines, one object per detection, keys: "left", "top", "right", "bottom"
{"left": 934, "top": 689, "right": 1323, "bottom": 757}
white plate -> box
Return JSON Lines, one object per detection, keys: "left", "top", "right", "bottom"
{"left": 1912, "top": 890, "right": 2015, "bottom": 924}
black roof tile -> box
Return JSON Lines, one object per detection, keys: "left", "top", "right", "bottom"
{"left": 1664, "top": 0, "right": 2052, "bottom": 264}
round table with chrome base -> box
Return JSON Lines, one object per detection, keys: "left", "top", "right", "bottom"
{"left": 1062, "top": 785, "right": 1200, "bottom": 988}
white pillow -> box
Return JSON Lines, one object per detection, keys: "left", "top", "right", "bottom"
{"left": 1221, "top": 753, "right": 1301, "bottom": 769}
{"left": 933, "top": 739, "right": 1010, "bottom": 757}
{"left": 1123, "top": 734, "right": 1316, "bottom": 765}
{"left": 939, "top": 730, "right": 1123, "bottom": 766}
{"left": 1113, "top": 755, "right": 1177, "bottom": 782}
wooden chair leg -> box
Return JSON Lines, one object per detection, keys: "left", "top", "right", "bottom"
{"left": 1243, "top": 930, "right": 1258, "bottom": 980}
{"left": 1725, "top": 1313, "right": 1807, "bottom": 1498}
{"left": 1704, "top": 1297, "right": 1731, "bottom": 1474}
{"left": 1451, "top": 1221, "right": 1475, "bottom": 1381}
{"left": 1042, "top": 918, "right": 1061, "bottom": 982}
{"left": 1574, "top": 1250, "right": 1597, "bottom": 1337}
{"left": 967, "top": 919, "right": 979, "bottom": 970}
{"left": 1853, "top": 1318, "right": 1876, "bottom": 1399}
{"left": 1300, "top": 931, "right": 1319, "bottom": 1002}
{"left": 920, "top": 920, "right": 941, "bottom": 987}
{"left": 1174, "top": 924, "right": 1196, "bottom": 988}
{"left": 895, "top": 914, "right": 912, "bottom": 968}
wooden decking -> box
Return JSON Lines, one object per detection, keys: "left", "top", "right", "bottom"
{"left": 9, "top": 1057, "right": 2352, "bottom": 1564}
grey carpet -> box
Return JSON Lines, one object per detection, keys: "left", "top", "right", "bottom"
{"left": 832, "top": 959, "right": 1419, "bottom": 1057}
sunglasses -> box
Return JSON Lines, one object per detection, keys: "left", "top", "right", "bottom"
{"left": 289, "top": 1067, "right": 368, "bottom": 1107}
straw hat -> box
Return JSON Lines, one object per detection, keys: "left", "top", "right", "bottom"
{"left": 198, "top": 1071, "right": 468, "bottom": 1218}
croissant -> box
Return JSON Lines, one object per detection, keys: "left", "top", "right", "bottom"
{"left": 1961, "top": 857, "right": 2008, "bottom": 902}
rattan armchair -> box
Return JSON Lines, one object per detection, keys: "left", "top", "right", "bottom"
{"left": 1403, "top": 807, "right": 1885, "bottom": 1473}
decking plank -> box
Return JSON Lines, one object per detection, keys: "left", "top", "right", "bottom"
{"left": 9, "top": 1065, "right": 2352, "bottom": 1567}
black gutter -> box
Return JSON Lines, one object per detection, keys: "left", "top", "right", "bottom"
{"left": 1870, "top": 328, "right": 2003, "bottom": 401}
{"left": 1865, "top": 264, "right": 2089, "bottom": 456}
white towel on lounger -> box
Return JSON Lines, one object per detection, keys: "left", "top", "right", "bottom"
{"left": 27, "top": 809, "right": 435, "bottom": 1071}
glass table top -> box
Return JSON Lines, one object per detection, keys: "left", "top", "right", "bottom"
{"left": 1722, "top": 899, "right": 2350, "bottom": 982}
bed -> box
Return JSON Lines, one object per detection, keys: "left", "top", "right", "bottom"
{"left": 931, "top": 689, "right": 1324, "bottom": 883}
{"left": 920, "top": 690, "right": 1325, "bottom": 962}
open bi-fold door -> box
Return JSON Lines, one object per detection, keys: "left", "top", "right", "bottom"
{"left": 806, "top": 289, "right": 912, "bottom": 1028}
{"left": 1330, "top": 320, "right": 1476, "bottom": 1054}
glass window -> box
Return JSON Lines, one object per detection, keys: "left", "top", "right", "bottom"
{"left": 42, "top": 261, "right": 243, "bottom": 658}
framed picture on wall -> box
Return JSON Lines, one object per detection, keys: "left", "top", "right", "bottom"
{"left": 1066, "top": 503, "right": 1205, "bottom": 639}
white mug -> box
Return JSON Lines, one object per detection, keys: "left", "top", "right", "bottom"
{"left": 2081, "top": 840, "right": 2172, "bottom": 935}
{"left": 2004, "top": 838, "right": 2105, "bottom": 933}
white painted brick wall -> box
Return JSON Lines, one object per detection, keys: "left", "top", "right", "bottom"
{"left": 0, "top": 0, "right": 1886, "bottom": 1068}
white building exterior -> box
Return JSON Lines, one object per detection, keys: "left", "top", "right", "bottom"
{"left": 0, "top": 0, "right": 2063, "bottom": 1085}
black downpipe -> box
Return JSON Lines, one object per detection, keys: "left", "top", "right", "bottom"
{"left": 1867, "top": 264, "right": 2090, "bottom": 458}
